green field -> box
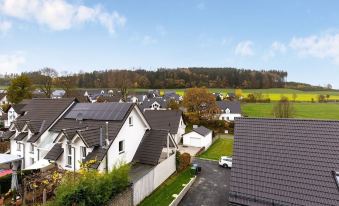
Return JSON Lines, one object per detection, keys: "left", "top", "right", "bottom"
{"left": 242, "top": 102, "right": 339, "bottom": 120}
{"left": 199, "top": 136, "right": 234, "bottom": 160}
{"left": 131, "top": 88, "right": 339, "bottom": 102}
{"left": 139, "top": 168, "right": 193, "bottom": 206}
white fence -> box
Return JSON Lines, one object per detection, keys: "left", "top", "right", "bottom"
{"left": 133, "top": 153, "right": 176, "bottom": 205}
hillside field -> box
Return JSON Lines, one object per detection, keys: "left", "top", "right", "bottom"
{"left": 242, "top": 102, "right": 339, "bottom": 120}
{"left": 132, "top": 88, "right": 339, "bottom": 102}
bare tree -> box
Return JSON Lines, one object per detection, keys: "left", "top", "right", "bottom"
{"left": 272, "top": 96, "right": 294, "bottom": 118}
{"left": 38, "top": 68, "right": 58, "bottom": 98}
{"left": 56, "top": 71, "right": 77, "bottom": 97}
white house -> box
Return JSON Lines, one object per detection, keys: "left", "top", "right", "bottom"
{"left": 0, "top": 93, "right": 9, "bottom": 106}
{"left": 9, "top": 98, "right": 76, "bottom": 169}
{"left": 217, "top": 101, "right": 242, "bottom": 121}
{"left": 3, "top": 104, "right": 27, "bottom": 128}
{"left": 143, "top": 110, "right": 186, "bottom": 144}
{"left": 139, "top": 98, "right": 168, "bottom": 112}
{"left": 183, "top": 126, "right": 212, "bottom": 149}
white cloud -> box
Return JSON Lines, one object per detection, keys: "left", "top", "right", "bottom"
{"left": 235, "top": 40, "right": 254, "bottom": 56}
{"left": 0, "top": 52, "right": 26, "bottom": 73}
{"left": 0, "top": 0, "right": 126, "bottom": 33}
{"left": 271, "top": 41, "right": 287, "bottom": 53}
{"left": 289, "top": 33, "right": 339, "bottom": 64}
{"left": 0, "top": 19, "right": 11, "bottom": 33}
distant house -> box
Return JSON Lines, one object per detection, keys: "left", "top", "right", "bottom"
{"left": 229, "top": 118, "right": 339, "bottom": 206}
{"left": 226, "top": 93, "right": 236, "bottom": 101}
{"left": 127, "top": 94, "right": 148, "bottom": 104}
{"left": 3, "top": 103, "right": 28, "bottom": 128}
{"left": 164, "top": 92, "right": 182, "bottom": 102}
{"left": 139, "top": 98, "right": 168, "bottom": 112}
{"left": 51, "top": 90, "right": 66, "bottom": 99}
{"left": 0, "top": 93, "right": 9, "bottom": 106}
{"left": 183, "top": 126, "right": 212, "bottom": 149}
{"left": 213, "top": 92, "right": 224, "bottom": 101}
{"left": 143, "top": 110, "right": 186, "bottom": 144}
{"left": 216, "top": 101, "right": 241, "bottom": 121}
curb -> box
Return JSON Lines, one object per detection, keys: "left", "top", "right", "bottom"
{"left": 169, "top": 176, "right": 197, "bottom": 206}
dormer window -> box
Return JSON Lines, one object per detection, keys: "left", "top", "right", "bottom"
{"left": 30, "top": 143, "right": 34, "bottom": 154}
{"left": 226, "top": 108, "right": 231, "bottom": 114}
{"left": 17, "top": 143, "right": 21, "bottom": 151}
{"left": 80, "top": 146, "right": 87, "bottom": 162}
{"left": 67, "top": 145, "right": 72, "bottom": 167}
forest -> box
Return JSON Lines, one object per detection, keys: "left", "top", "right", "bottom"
{"left": 0, "top": 67, "right": 288, "bottom": 89}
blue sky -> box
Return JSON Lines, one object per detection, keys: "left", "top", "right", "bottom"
{"left": 1, "top": 0, "right": 339, "bottom": 87}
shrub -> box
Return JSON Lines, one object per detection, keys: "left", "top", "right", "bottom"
{"left": 177, "top": 153, "right": 191, "bottom": 172}
{"left": 50, "top": 164, "right": 130, "bottom": 206}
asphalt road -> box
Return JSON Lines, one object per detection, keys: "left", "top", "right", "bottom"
{"left": 179, "top": 158, "right": 231, "bottom": 206}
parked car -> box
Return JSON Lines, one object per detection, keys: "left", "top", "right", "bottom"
{"left": 219, "top": 156, "right": 232, "bottom": 168}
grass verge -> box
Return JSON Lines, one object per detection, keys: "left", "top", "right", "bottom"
{"left": 139, "top": 168, "right": 194, "bottom": 206}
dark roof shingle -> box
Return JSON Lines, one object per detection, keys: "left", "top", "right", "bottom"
{"left": 216, "top": 101, "right": 241, "bottom": 113}
{"left": 144, "top": 110, "right": 183, "bottom": 134}
{"left": 193, "top": 126, "right": 211, "bottom": 136}
{"left": 133, "top": 129, "right": 172, "bottom": 166}
{"left": 44, "top": 143, "right": 64, "bottom": 161}
{"left": 14, "top": 132, "right": 28, "bottom": 141}
{"left": 229, "top": 118, "right": 339, "bottom": 206}
{"left": 84, "top": 147, "right": 108, "bottom": 169}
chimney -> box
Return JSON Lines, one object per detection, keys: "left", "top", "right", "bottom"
{"left": 105, "top": 122, "right": 109, "bottom": 146}
{"left": 100, "top": 127, "right": 103, "bottom": 147}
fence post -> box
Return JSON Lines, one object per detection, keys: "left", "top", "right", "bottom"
{"left": 43, "top": 189, "right": 46, "bottom": 205}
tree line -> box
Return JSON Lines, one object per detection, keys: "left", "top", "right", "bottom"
{"left": 1, "top": 67, "right": 287, "bottom": 90}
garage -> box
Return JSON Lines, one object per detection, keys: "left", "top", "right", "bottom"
{"left": 183, "top": 126, "right": 212, "bottom": 149}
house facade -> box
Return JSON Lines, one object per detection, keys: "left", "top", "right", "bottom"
{"left": 216, "top": 101, "right": 242, "bottom": 121}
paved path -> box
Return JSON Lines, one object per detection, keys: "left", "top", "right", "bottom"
{"left": 179, "top": 158, "right": 231, "bottom": 206}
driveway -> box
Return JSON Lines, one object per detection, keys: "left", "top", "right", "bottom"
{"left": 179, "top": 158, "right": 231, "bottom": 206}
{"left": 178, "top": 145, "right": 202, "bottom": 157}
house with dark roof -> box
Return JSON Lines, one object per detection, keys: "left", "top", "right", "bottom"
{"left": 139, "top": 97, "right": 168, "bottom": 112}
{"left": 46, "top": 102, "right": 177, "bottom": 173}
{"left": 216, "top": 101, "right": 242, "bottom": 121}
{"left": 2, "top": 103, "right": 28, "bottom": 128}
{"left": 229, "top": 118, "right": 339, "bottom": 206}
{"left": 9, "top": 98, "right": 76, "bottom": 169}
{"left": 183, "top": 126, "right": 212, "bottom": 149}
{"left": 163, "top": 92, "right": 182, "bottom": 102}
{"left": 127, "top": 94, "right": 148, "bottom": 104}
{"left": 0, "top": 93, "right": 9, "bottom": 106}
{"left": 51, "top": 90, "right": 66, "bottom": 99}
{"left": 143, "top": 110, "right": 186, "bottom": 144}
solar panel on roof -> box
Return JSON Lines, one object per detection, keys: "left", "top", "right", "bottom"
{"left": 65, "top": 103, "right": 132, "bottom": 121}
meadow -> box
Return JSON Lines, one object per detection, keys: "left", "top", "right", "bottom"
{"left": 132, "top": 88, "right": 339, "bottom": 102}
{"left": 242, "top": 102, "right": 339, "bottom": 120}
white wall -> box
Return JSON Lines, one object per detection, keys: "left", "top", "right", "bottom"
{"left": 98, "top": 107, "right": 149, "bottom": 172}
{"left": 219, "top": 113, "right": 241, "bottom": 121}
{"left": 175, "top": 117, "right": 186, "bottom": 144}
{"left": 183, "top": 131, "right": 212, "bottom": 149}
{"left": 133, "top": 153, "right": 176, "bottom": 206}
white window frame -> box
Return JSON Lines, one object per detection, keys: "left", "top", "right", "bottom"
{"left": 30, "top": 143, "right": 34, "bottom": 154}
{"left": 17, "top": 143, "right": 21, "bottom": 151}
{"left": 129, "top": 116, "right": 133, "bottom": 126}
{"left": 118, "top": 140, "right": 125, "bottom": 154}
{"left": 67, "top": 145, "right": 72, "bottom": 167}
{"left": 80, "top": 146, "right": 87, "bottom": 162}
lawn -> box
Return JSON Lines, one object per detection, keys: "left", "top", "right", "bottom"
{"left": 199, "top": 136, "right": 234, "bottom": 160}
{"left": 139, "top": 168, "right": 194, "bottom": 206}
{"left": 242, "top": 102, "right": 339, "bottom": 120}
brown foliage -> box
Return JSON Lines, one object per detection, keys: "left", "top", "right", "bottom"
{"left": 177, "top": 153, "right": 191, "bottom": 172}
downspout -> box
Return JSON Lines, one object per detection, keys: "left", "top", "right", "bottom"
{"left": 167, "top": 133, "right": 169, "bottom": 158}
{"left": 105, "top": 122, "right": 109, "bottom": 173}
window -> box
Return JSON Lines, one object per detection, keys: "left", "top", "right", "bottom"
{"left": 30, "top": 143, "right": 34, "bottom": 154}
{"left": 30, "top": 158, "right": 34, "bottom": 165}
{"left": 80, "top": 146, "right": 87, "bottom": 162}
{"left": 67, "top": 145, "right": 72, "bottom": 166}
{"left": 17, "top": 143, "right": 21, "bottom": 151}
{"left": 119, "top": 140, "right": 125, "bottom": 154}
{"left": 129, "top": 116, "right": 133, "bottom": 126}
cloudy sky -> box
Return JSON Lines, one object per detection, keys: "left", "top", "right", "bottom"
{"left": 1, "top": 0, "right": 339, "bottom": 87}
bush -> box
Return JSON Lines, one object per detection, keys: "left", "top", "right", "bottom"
{"left": 50, "top": 164, "right": 130, "bottom": 206}
{"left": 177, "top": 153, "right": 191, "bottom": 172}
